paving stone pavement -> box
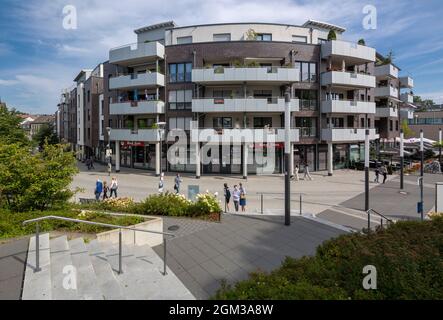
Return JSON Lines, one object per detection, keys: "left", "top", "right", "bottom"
{"left": 0, "top": 238, "right": 29, "bottom": 300}
{"left": 153, "top": 214, "right": 346, "bottom": 299}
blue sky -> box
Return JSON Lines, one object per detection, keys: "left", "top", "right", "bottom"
{"left": 0, "top": 0, "right": 442, "bottom": 114}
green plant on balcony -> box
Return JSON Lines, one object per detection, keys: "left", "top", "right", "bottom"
{"left": 327, "top": 30, "right": 337, "bottom": 41}
{"left": 214, "top": 66, "right": 224, "bottom": 74}
{"left": 151, "top": 123, "right": 159, "bottom": 129}
{"left": 232, "top": 59, "right": 243, "bottom": 67}
{"left": 125, "top": 120, "right": 134, "bottom": 129}
{"left": 377, "top": 50, "right": 395, "bottom": 66}
{"left": 358, "top": 38, "right": 366, "bottom": 45}
{"left": 246, "top": 61, "right": 260, "bottom": 67}
{"left": 245, "top": 28, "right": 257, "bottom": 41}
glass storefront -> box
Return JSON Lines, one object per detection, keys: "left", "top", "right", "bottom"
{"left": 294, "top": 145, "right": 316, "bottom": 172}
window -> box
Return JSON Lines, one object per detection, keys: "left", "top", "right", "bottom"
{"left": 177, "top": 36, "right": 192, "bottom": 44}
{"left": 296, "top": 61, "right": 316, "bottom": 82}
{"left": 87, "top": 90, "right": 90, "bottom": 102}
{"left": 295, "top": 117, "right": 316, "bottom": 137}
{"left": 294, "top": 90, "right": 318, "bottom": 110}
{"left": 256, "top": 33, "right": 272, "bottom": 41}
{"left": 327, "top": 118, "right": 344, "bottom": 128}
{"left": 169, "top": 63, "right": 192, "bottom": 83}
{"left": 169, "top": 117, "right": 192, "bottom": 130}
{"left": 292, "top": 35, "right": 307, "bottom": 43}
{"left": 169, "top": 90, "right": 192, "bottom": 110}
{"left": 213, "top": 117, "right": 232, "bottom": 129}
{"left": 389, "top": 119, "right": 393, "bottom": 131}
{"left": 213, "top": 33, "right": 231, "bottom": 41}
{"left": 253, "top": 117, "right": 273, "bottom": 128}
{"left": 213, "top": 90, "right": 232, "bottom": 98}
{"left": 395, "top": 120, "right": 399, "bottom": 131}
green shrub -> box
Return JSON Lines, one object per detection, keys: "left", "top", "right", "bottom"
{"left": 214, "top": 216, "right": 443, "bottom": 300}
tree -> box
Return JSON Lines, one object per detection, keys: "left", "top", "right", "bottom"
{"left": 401, "top": 119, "right": 415, "bottom": 138}
{"left": 33, "top": 122, "right": 59, "bottom": 148}
{"left": 327, "top": 30, "right": 337, "bottom": 41}
{"left": 0, "top": 104, "right": 29, "bottom": 146}
{"left": 358, "top": 38, "right": 365, "bottom": 45}
{"left": 413, "top": 96, "right": 435, "bottom": 110}
{"left": 245, "top": 29, "right": 257, "bottom": 41}
{"left": 0, "top": 142, "right": 78, "bottom": 211}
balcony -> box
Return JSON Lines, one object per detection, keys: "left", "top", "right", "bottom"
{"left": 321, "top": 128, "right": 379, "bottom": 142}
{"left": 374, "top": 63, "right": 399, "bottom": 79}
{"left": 191, "top": 97, "right": 299, "bottom": 113}
{"left": 109, "top": 42, "right": 164, "bottom": 66}
{"left": 321, "top": 100, "right": 375, "bottom": 114}
{"left": 400, "top": 92, "right": 414, "bottom": 104}
{"left": 109, "top": 100, "right": 165, "bottom": 115}
{"left": 109, "top": 128, "right": 163, "bottom": 142}
{"left": 375, "top": 107, "right": 398, "bottom": 118}
{"left": 321, "top": 40, "right": 375, "bottom": 63}
{"left": 374, "top": 85, "right": 399, "bottom": 99}
{"left": 109, "top": 72, "right": 164, "bottom": 90}
{"left": 192, "top": 66, "right": 300, "bottom": 84}
{"left": 191, "top": 127, "right": 299, "bottom": 143}
{"left": 399, "top": 76, "right": 414, "bottom": 88}
{"left": 321, "top": 71, "right": 375, "bottom": 88}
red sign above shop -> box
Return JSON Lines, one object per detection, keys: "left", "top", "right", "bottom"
{"left": 120, "top": 141, "right": 145, "bottom": 148}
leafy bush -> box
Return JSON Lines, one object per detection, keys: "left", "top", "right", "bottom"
{"left": 191, "top": 193, "right": 222, "bottom": 216}
{"left": 214, "top": 216, "right": 443, "bottom": 300}
{"left": 0, "top": 209, "right": 144, "bottom": 240}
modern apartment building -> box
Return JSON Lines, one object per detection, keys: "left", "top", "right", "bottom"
{"left": 58, "top": 20, "right": 415, "bottom": 177}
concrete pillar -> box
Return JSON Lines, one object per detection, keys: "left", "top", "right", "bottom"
{"left": 290, "top": 143, "right": 294, "bottom": 177}
{"left": 115, "top": 141, "right": 120, "bottom": 172}
{"left": 328, "top": 142, "right": 333, "bottom": 176}
{"left": 195, "top": 142, "right": 201, "bottom": 179}
{"left": 155, "top": 142, "right": 161, "bottom": 176}
{"left": 243, "top": 143, "right": 248, "bottom": 179}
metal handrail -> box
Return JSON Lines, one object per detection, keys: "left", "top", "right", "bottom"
{"left": 255, "top": 192, "right": 306, "bottom": 215}
{"left": 23, "top": 215, "right": 175, "bottom": 276}
{"left": 365, "top": 208, "right": 394, "bottom": 232}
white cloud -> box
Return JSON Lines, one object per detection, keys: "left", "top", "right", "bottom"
{"left": 0, "top": 79, "right": 19, "bottom": 86}
{"left": 419, "top": 91, "right": 443, "bottom": 104}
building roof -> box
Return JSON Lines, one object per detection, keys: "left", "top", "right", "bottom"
{"left": 73, "top": 69, "right": 93, "bottom": 82}
{"left": 134, "top": 21, "right": 176, "bottom": 34}
{"left": 302, "top": 20, "right": 346, "bottom": 33}
{"left": 32, "top": 115, "right": 55, "bottom": 124}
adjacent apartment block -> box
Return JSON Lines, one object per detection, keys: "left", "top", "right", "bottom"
{"left": 56, "top": 20, "right": 415, "bottom": 177}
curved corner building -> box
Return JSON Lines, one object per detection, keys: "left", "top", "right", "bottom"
{"left": 101, "top": 20, "right": 413, "bottom": 177}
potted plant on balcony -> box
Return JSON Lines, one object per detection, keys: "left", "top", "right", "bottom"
{"left": 358, "top": 38, "right": 366, "bottom": 46}
{"left": 246, "top": 61, "right": 260, "bottom": 68}
{"left": 245, "top": 28, "right": 257, "bottom": 41}
{"left": 151, "top": 123, "right": 159, "bottom": 129}
{"left": 327, "top": 30, "right": 337, "bottom": 41}
{"left": 214, "top": 66, "right": 224, "bottom": 74}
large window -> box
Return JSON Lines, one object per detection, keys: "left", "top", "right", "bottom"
{"left": 169, "top": 62, "right": 192, "bottom": 83}
{"left": 169, "top": 117, "right": 192, "bottom": 130}
{"left": 253, "top": 117, "right": 273, "bottom": 128}
{"left": 256, "top": 33, "right": 272, "bottom": 41}
{"left": 177, "top": 36, "right": 192, "bottom": 44}
{"left": 295, "top": 117, "right": 316, "bottom": 137}
{"left": 295, "top": 61, "right": 317, "bottom": 82}
{"left": 294, "top": 90, "right": 318, "bottom": 110}
{"left": 169, "top": 90, "right": 192, "bottom": 110}
{"left": 213, "top": 117, "right": 232, "bottom": 129}
{"left": 213, "top": 33, "right": 231, "bottom": 41}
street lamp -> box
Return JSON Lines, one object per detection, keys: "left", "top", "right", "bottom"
{"left": 156, "top": 122, "right": 166, "bottom": 174}
{"left": 439, "top": 128, "right": 442, "bottom": 165}
{"left": 419, "top": 129, "right": 424, "bottom": 221}
{"left": 364, "top": 129, "right": 370, "bottom": 212}
{"left": 400, "top": 129, "right": 404, "bottom": 190}
{"left": 106, "top": 127, "right": 112, "bottom": 175}
{"left": 284, "top": 90, "right": 291, "bottom": 226}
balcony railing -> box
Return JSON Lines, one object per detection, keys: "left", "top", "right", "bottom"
{"left": 191, "top": 97, "right": 300, "bottom": 112}
{"left": 190, "top": 127, "right": 300, "bottom": 143}
{"left": 321, "top": 100, "right": 376, "bottom": 114}
{"left": 109, "top": 41, "right": 164, "bottom": 65}
{"left": 299, "top": 127, "right": 317, "bottom": 137}
{"left": 299, "top": 99, "right": 318, "bottom": 111}
{"left": 109, "top": 72, "right": 165, "bottom": 90}
{"left": 321, "top": 71, "right": 376, "bottom": 88}
{"left": 109, "top": 99, "right": 165, "bottom": 115}
{"left": 321, "top": 128, "right": 379, "bottom": 142}
{"left": 321, "top": 40, "right": 376, "bottom": 63}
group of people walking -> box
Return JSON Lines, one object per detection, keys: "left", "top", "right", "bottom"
{"left": 223, "top": 183, "right": 247, "bottom": 213}
{"left": 292, "top": 161, "right": 313, "bottom": 181}
{"left": 94, "top": 177, "right": 118, "bottom": 200}
{"left": 158, "top": 173, "right": 182, "bottom": 194}
{"left": 374, "top": 165, "right": 388, "bottom": 184}
{"left": 85, "top": 157, "right": 95, "bottom": 170}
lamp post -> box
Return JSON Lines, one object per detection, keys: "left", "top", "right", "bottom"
{"left": 156, "top": 122, "right": 166, "bottom": 175}
{"left": 106, "top": 127, "right": 112, "bottom": 176}
{"left": 439, "top": 128, "right": 442, "bottom": 165}
{"left": 365, "top": 129, "right": 370, "bottom": 212}
{"left": 419, "top": 129, "right": 424, "bottom": 221}
{"left": 400, "top": 129, "right": 404, "bottom": 189}
{"left": 284, "top": 90, "right": 291, "bottom": 226}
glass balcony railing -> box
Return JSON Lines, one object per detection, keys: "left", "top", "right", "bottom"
{"left": 299, "top": 99, "right": 318, "bottom": 111}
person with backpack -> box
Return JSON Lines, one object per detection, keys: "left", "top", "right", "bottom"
{"left": 109, "top": 177, "right": 118, "bottom": 198}
{"left": 381, "top": 165, "right": 388, "bottom": 184}
{"left": 174, "top": 173, "right": 182, "bottom": 194}
{"left": 94, "top": 178, "right": 103, "bottom": 201}
{"left": 223, "top": 183, "right": 231, "bottom": 212}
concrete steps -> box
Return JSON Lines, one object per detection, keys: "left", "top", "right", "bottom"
{"left": 22, "top": 235, "right": 195, "bottom": 300}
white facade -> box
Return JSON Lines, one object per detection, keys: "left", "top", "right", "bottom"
{"left": 192, "top": 98, "right": 299, "bottom": 113}
{"left": 321, "top": 100, "right": 376, "bottom": 114}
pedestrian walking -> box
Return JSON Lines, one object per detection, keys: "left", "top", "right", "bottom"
{"left": 374, "top": 167, "right": 380, "bottom": 183}
{"left": 109, "top": 177, "right": 118, "bottom": 198}
{"left": 86, "top": 158, "right": 91, "bottom": 170}
{"left": 174, "top": 173, "right": 182, "bottom": 194}
{"left": 94, "top": 178, "right": 103, "bottom": 201}
{"left": 90, "top": 157, "right": 95, "bottom": 169}
{"left": 158, "top": 172, "right": 165, "bottom": 193}
{"left": 381, "top": 165, "right": 388, "bottom": 184}
{"left": 102, "top": 181, "right": 109, "bottom": 200}
{"left": 107, "top": 163, "right": 112, "bottom": 176}
{"left": 239, "top": 183, "right": 247, "bottom": 212}
{"left": 232, "top": 185, "right": 240, "bottom": 212}
{"left": 293, "top": 164, "right": 299, "bottom": 181}
{"left": 223, "top": 183, "right": 231, "bottom": 212}
{"left": 303, "top": 161, "right": 313, "bottom": 181}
